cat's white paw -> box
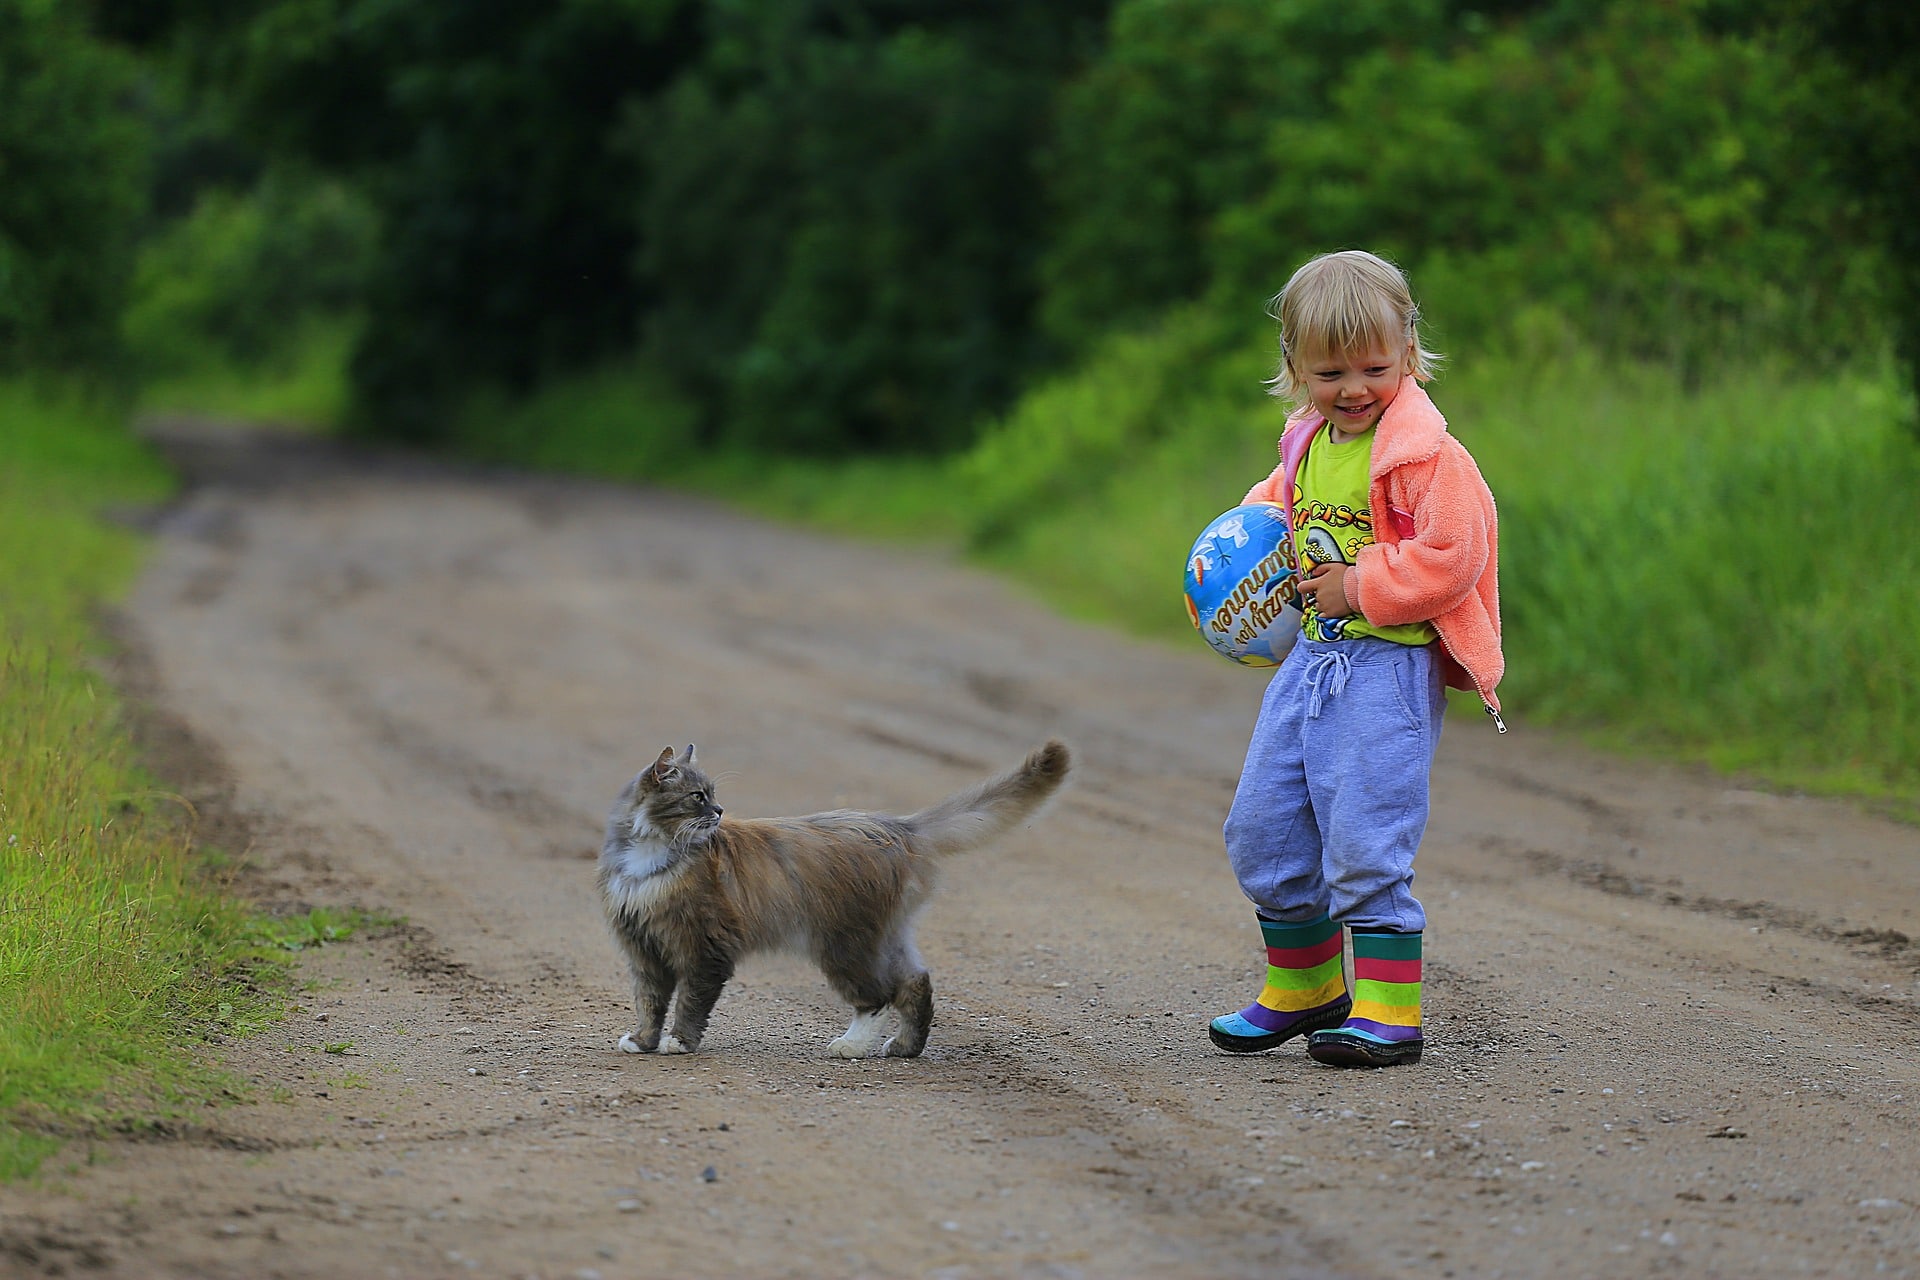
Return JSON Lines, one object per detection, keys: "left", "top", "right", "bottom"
{"left": 657, "top": 1033, "right": 690, "bottom": 1055}
{"left": 828, "top": 1010, "right": 890, "bottom": 1058}
{"left": 618, "top": 1033, "right": 647, "bottom": 1054}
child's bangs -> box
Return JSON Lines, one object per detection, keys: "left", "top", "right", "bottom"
{"left": 1287, "top": 277, "right": 1399, "bottom": 362}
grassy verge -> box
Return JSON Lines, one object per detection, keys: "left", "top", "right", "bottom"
{"left": 431, "top": 317, "right": 1918, "bottom": 808}
{"left": 134, "top": 316, "right": 358, "bottom": 431}
{"left": 450, "top": 361, "right": 963, "bottom": 545}
{"left": 0, "top": 382, "right": 289, "bottom": 1179}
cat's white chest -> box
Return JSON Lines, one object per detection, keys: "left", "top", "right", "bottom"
{"left": 604, "top": 842, "right": 685, "bottom": 917}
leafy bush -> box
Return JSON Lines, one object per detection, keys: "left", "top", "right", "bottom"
{"left": 1044, "top": 0, "right": 1886, "bottom": 380}
{"left": 1036, "top": 0, "right": 1446, "bottom": 351}
{"left": 123, "top": 169, "right": 375, "bottom": 378}
{"left": 1208, "top": 3, "right": 1883, "bottom": 374}
{"left": 632, "top": 1, "right": 1109, "bottom": 454}
{"left": 0, "top": 3, "right": 149, "bottom": 371}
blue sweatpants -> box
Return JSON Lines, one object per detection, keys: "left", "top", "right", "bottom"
{"left": 1223, "top": 635, "right": 1445, "bottom": 933}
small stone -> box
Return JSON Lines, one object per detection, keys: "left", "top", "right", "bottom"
{"left": 615, "top": 1199, "right": 643, "bottom": 1213}
{"left": 700, "top": 1166, "right": 718, "bottom": 1183}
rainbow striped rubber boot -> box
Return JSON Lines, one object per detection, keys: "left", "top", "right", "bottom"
{"left": 1307, "top": 928, "right": 1423, "bottom": 1067}
{"left": 1208, "top": 914, "right": 1352, "bottom": 1053}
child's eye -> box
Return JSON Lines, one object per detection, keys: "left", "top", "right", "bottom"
{"left": 1365, "top": 367, "right": 1390, "bottom": 376}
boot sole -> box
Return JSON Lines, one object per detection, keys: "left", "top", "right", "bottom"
{"left": 1208, "top": 997, "right": 1353, "bottom": 1054}
{"left": 1305, "top": 1030, "right": 1423, "bottom": 1067}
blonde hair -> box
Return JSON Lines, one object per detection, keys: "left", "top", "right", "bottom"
{"left": 1265, "top": 250, "right": 1442, "bottom": 404}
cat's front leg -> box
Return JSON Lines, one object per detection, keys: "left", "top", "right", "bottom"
{"left": 663, "top": 947, "right": 734, "bottom": 1053}
{"left": 617, "top": 938, "right": 675, "bottom": 1054}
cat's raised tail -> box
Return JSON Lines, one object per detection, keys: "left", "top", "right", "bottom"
{"left": 902, "top": 740, "right": 1071, "bottom": 856}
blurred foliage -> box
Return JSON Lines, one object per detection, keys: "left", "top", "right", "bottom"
{"left": 1052, "top": 0, "right": 1885, "bottom": 380}
{"left": 1036, "top": 0, "right": 1450, "bottom": 351}
{"left": 123, "top": 168, "right": 375, "bottom": 377}
{"left": 0, "top": 1, "right": 150, "bottom": 372}
{"left": 10, "top": 0, "right": 1914, "bottom": 447}
{"left": 632, "top": 1, "right": 1108, "bottom": 453}
{"left": 1757, "top": 0, "right": 1920, "bottom": 406}
{"left": 138, "top": 0, "right": 700, "bottom": 440}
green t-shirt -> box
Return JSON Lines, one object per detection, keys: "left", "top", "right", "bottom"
{"left": 1293, "top": 427, "right": 1438, "bottom": 646}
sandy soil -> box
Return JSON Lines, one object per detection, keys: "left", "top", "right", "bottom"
{"left": 4, "top": 421, "right": 1918, "bottom": 1280}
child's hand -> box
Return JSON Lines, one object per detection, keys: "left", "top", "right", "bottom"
{"left": 1300, "top": 561, "right": 1356, "bottom": 618}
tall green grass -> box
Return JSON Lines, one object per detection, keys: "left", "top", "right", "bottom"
{"left": 135, "top": 315, "right": 359, "bottom": 430}
{"left": 0, "top": 382, "right": 276, "bottom": 1179}
{"left": 450, "top": 360, "right": 964, "bottom": 542}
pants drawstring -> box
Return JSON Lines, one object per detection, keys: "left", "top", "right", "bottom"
{"left": 1303, "top": 648, "right": 1352, "bottom": 720}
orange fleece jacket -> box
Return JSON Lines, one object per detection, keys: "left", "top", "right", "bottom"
{"left": 1244, "top": 380, "right": 1504, "bottom": 717}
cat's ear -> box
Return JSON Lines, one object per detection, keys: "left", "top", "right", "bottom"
{"left": 680, "top": 744, "right": 697, "bottom": 767}
{"left": 649, "top": 746, "right": 679, "bottom": 784}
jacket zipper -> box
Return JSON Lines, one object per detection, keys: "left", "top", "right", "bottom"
{"left": 1431, "top": 630, "right": 1507, "bottom": 734}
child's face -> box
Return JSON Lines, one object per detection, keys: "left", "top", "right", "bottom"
{"left": 1297, "top": 341, "right": 1411, "bottom": 437}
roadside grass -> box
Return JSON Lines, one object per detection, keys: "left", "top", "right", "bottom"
{"left": 134, "top": 316, "right": 357, "bottom": 431}
{"left": 0, "top": 381, "right": 315, "bottom": 1180}
{"left": 449, "top": 360, "right": 963, "bottom": 544}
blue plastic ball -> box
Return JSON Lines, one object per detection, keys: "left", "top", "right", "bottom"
{"left": 1183, "top": 502, "right": 1302, "bottom": 667}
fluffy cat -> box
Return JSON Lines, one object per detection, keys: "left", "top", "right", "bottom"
{"left": 598, "top": 739, "right": 1070, "bottom": 1058}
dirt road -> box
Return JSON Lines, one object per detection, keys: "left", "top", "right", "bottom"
{"left": 6, "top": 422, "right": 1918, "bottom": 1279}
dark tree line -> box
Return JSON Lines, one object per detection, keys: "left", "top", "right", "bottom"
{"left": 5, "top": 0, "right": 1917, "bottom": 444}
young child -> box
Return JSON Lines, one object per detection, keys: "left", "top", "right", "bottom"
{"left": 1208, "top": 250, "right": 1503, "bottom": 1068}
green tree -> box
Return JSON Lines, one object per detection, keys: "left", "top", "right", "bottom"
{"left": 162, "top": 0, "right": 699, "bottom": 440}
{"left": 1036, "top": 0, "right": 1448, "bottom": 352}
{"left": 1209, "top": 3, "right": 1881, "bottom": 372}
{"left": 634, "top": 0, "right": 1109, "bottom": 453}
{"left": 1764, "top": 0, "right": 1920, "bottom": 417}
{"left": 0, "top": 0, "right": 150, "bottom": 372}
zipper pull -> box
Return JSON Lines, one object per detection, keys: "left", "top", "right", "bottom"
{"left": 1484, "top": 701, "right": 1507, "bottom": 734}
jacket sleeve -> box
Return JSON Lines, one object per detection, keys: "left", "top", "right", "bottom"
{"left": 1350, "top": 444, "right": 1493, "bottom": 626}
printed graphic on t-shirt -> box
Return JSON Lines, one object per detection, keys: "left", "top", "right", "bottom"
{"left": 1291, "top": 430, "right": 1437, "bottom": 646}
